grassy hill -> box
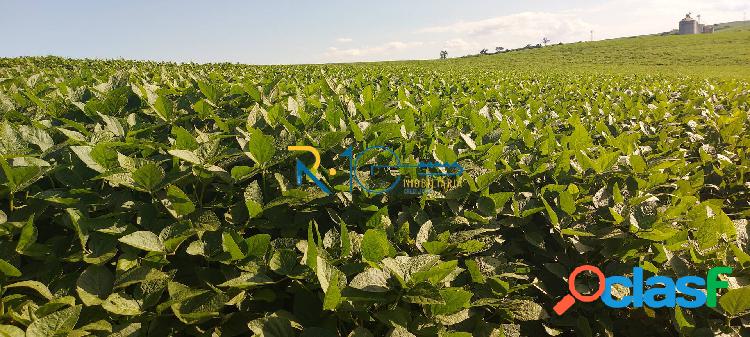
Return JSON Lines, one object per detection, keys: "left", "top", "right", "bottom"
{"left": 438, "top": 21, "right": 750, "bottom": 78}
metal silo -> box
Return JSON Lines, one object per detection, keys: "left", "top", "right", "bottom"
{"left": 679, "top": 13, "right": 698, "bottom": 34}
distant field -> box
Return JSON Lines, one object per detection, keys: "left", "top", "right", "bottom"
{"left": 427, "top": 21, "right": 750, "bottom": 78}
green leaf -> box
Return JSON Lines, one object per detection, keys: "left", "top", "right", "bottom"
{"left": 102, "top": 293, "right": 142, "bottom": 316}
{"left": 108, "top": 323, "right": 141, "bottom": 337}
{"left": 434, "top": 143, "right": 457, "bottom": 163}
{"left": 248, "top": 312, "right": 296, "bottom": 337}
{"left": 153, "top": 95, "right": 174, "bottom": 121}
{"left": 168, "top": 149, "right": 202, "bottom": 164}
{"left": 402, "top": 282, "right": 445, "bottom": 304}
{"left": 559, "top": 190, "right": 576, "bottom": 215}
{"left": 730, "top": 244, "right": 750, "bottom": 267}
{"left": 16, "top": 215, "right": 37, "bottom": 253}
{"left": 561, "top": 228, "right": 595, "bottom": 237}
{"left": 270, "top": 249, "right": 299, "bottom": 276}
{"left": 478, "top": 192, "right": 513, "bottom": 215}
{"left": 306, "top": 221, "right": 319, "bottom": 271}
{"left": 464, "top": 260, "right": 485, "bottom": 284}
{"left": 164, "top": 185, "right": 196, "bottom": 218}
{"left": 1, "top": 160, "right": 46, "bottom": 193}
{"left": 349, "top": 120, "right": 364, "bottom": 142}
{"left": 232, "top": 165, "right": 255, "bottom": 181}
{"left": 245, "top": 181, "right": 264, "bottom": 218}
{"left": 97, "top": 113, "right": 125, "bottom": 137}
{"left": 609, "top": 207, "right": 625, "bottom": 224}
{"left": 76, "top": 265, "right": 114, "bottom": 306}
{"left": 349, "top": 268, "right": 390, "bottom": 293}
{"left": 612, "top": 182, "right": 624, "bottom": 204}
{"left": 0, "top": 259, "right": 21, "bottom": 277}
{"left": 132, "top": 163, "right": 164, "bottom": 192}
{"left": 475, "top": 171, "right": 502, "bottom": 191}
{"left": 630, "top": 154, "right": 647, "bottom": 173}
{"left": 218, "top": 272, "right": 274, "bottom": 289}
{"left": 422, "top": 241, "right": 449, "bottom": 255}
{"left": 541, "top": 196, "right": 559, "bottom": 227}
{"left": 70, "top": 146, "right": 106, "bottom": 172}
{"left": 192, "top": 99, "right": 214, "bottom": 117}
{"left": 719, "top": 286, "right": 750, "bottom": 317}
{"left": 410, "top": 260, "right": 457, "bottom": 285}
{"left": 245, "top": 234, "right": 271, "bottom": 259}
{"left": 0, "top": 325, "right": 25, "bottom": 337}
{"left": 635, "top": 224, "right": 678, "bottom": 241}
{"left": 361, "top": 229, "right": 395, "bottom": 264}
{"left": 374, "top": 307, "right": 410, "bottom": 329}
{"left": 365, "top": 206, "right": 390, "bottom": 229}
{"left": 91, "top": 143, "right": 120, "bottom": 170}
{"left": 245, "top": 130, "right": 275, "bottom": 166}
{"left": 118, "top": 231, "right": 165, "bottom": 253}
{"left": 26, "top": 305, "right": 82, "bottom": 337}
{"left": 674, "top": 305, "right": 695, "bottom": 332}
{"left": 430, "top": 288, "right": 472, "bottom": 315}
{"left": 222, "top": 231, "right": 246, "bottom": 261}
{"left": 386, "top": 326, "right": 416, "bottom": 337}
{"left": 5, "top": 280, "right": 55, "bottom": 300}
{"left": 506, "top": 299, "right": 548, "bottom": 321}
{"left": 593, "top": 150, "right": 619, "bottom": 173}
{"left": 197, "top": 81, "right": 222, "bottom": 104}
{"left": 244, "top": 83, "right": 261, "bottom": 101}
{"left": 339, "top": 216, "right": 352, "bottom": 257}
{"left": 316, "top": 256, "right": 344, "bottom": 294}
{"left": 443, "top": 332, "right": 472, "bottom": 337}
{"left": 322, "top": 272, "right": 342, "bottom": 311}
{"left": 690, "top": 203, "right": 736, "bottom": 250}
{"left": 19, "top": 126, "right": 53, "bottom": 151}
{"left": 171, "top": 126, "right": 198, "bottom": 150}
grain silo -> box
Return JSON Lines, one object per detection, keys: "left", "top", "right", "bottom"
{"left": 679, "top": 13, "right": 698, "bottom": 34}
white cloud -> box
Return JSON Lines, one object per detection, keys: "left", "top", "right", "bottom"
{"left": 440, "top": 38, "right": 480, "bottom": 54}
{"left": 321, "top": 0, "right": 749, "bottom": 62}
{"left": 563, "top": 0, "right": 749, "bottom": 41}
{"left": 418, "top": 12, "right": 594, "bottom": 55}
{"left": 323, "top": 41, "right": 425, "bottom": 62}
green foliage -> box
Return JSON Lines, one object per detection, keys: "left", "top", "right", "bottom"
{"left": 0, "top": 49, "right": 748, "bottom": 337}
{"left": 719, "top": 287, "right": 750, "bottom": 317}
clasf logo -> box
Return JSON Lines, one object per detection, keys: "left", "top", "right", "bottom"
{"left": 287, "top": 145, "right": 463, "bottom": 195}
{"left": 552, "top": 265, "right": 733, "bottom": 315}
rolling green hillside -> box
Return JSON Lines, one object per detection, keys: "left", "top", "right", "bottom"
{"left": 439, "top": 21, "right": 750, "bottom": 78}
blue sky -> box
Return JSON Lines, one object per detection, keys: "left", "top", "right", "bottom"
{"left": 1, "top": 0, "right": 747, "bottom": 64}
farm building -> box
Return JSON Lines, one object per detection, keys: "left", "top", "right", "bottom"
{"left": 679, "top": 13, "right": 714, "bottom": 34}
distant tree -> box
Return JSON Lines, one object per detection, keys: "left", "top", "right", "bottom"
{"left": 479, "top": 48, "right": 489, "bottom": 55}
{"left": 439, "top": 50, "right": 448, "bottom": 59}
{"left": 495, "top": 46, "right": 504, "bottom": 53}
{"left": 542, "top": 37, "right": 551, "bottom": 46}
